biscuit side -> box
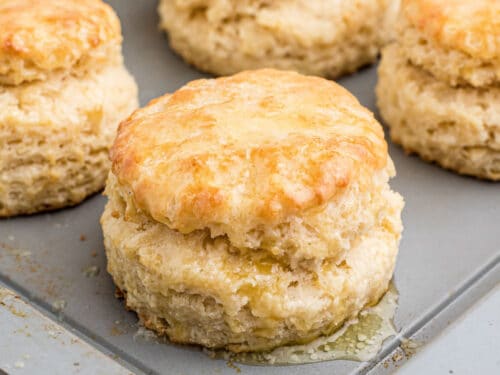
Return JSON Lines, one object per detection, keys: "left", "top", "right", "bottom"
{"left": 0, "top": 64, "right": 138, "bottom": 216}
{"left": 377, "top": 44, "right": 500, "bottom": 180}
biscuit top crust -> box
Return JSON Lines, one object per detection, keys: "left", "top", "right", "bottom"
{"left": 0, "top": 0, "right": 121, "bottom": 83}
{"left": 111, "top": 69, "right": 388, "bottom": 234}
{"left": 403, "top": 0, "right": 500, "bottom": 60}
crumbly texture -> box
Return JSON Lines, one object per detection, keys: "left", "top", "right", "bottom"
{"left": 0, "top": 64, "right": 138, "bottom": 217}
{"left": 0, "top": 0, "right": 122, "bottom": 85}
{"left": 158, "top": 0, "right": 391, "bottom": 78}
{"left": 399, "top": 0, "right": 500, "bottom": 87}
{"left": 111, "top": 69, "right": 389, "bottom": 264}
{"left": 377, "top": 44, "right": 500, "bottom": 180}
{"left": 102, "top": 172, "right": 404, "bottom": 352}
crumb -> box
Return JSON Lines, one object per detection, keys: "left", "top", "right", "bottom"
{"left": 392, "top": 351, "right": 403, "bottom": 362}
{"left": 226, "top": 360, "right": 241, "bottom": 373}
{"left": 82, "top": 265, "right": 100, "bottom": 277}
{"left": 110, "top": 326, "right": 124, "bottom": 336}
{"left": 115, "top": 288, "right": 125, "bottom": 299}
{"left": 401, "top": 339, "right": 420, "bottom": 358}
{"left": 80, "top": 234, "right": 86, "bottom": 241}
{"left": 91, "top": 250, "right": 98, "bottom": 258}
{"left": 52, "top": 299, "right": 67, "bottom": 312}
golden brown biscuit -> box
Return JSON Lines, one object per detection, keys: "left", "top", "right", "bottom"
{"left": 103, "top": 69, "right": 404, "bottom": 351}
{"left": 158, "top": 0, "right": 395, "bottom": 78}
{"left": 0, "top": 0, "right": 122, "bottom": 85}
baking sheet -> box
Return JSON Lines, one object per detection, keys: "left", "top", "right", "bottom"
{"left": 0, "top": 1, "right": 499, "bottom": 374}
{"left": 0, "top": 285, "right": 131, "bottom": 375}
{"left": 397, "top": 286, "right": 500, "bottom": 375}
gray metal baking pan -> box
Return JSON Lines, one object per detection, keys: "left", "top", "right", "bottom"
{"left": 1, "top": 1, "right": 499, "bottom": 374}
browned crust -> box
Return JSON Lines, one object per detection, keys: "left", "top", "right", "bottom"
{"left": 111, "top": 69, "right": 388, "bottom": 234}
{"left": 0, "top": 0, "right": 121, "bottom": 83}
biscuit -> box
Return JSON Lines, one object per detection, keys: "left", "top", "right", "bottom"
{"left": 158, "top": 0, "right": 394, "bottom": 78}
{"left": 399, "top": 0, "right": 500, "bottom": 87}
{"left": 377, "top": 44, "right": 500, "bottom": 180}
{"left": 103, "top": 69, "right": 404, "bottom": 351}
{"left": 0, "top": 0, "right": 138, "bottom": 216}
{"left": 0, "top": 0, "right": 122, "bottom": 85}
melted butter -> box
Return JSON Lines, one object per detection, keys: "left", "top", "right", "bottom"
{"left": 209, "top": 283, "right": 398, "bottom": 365}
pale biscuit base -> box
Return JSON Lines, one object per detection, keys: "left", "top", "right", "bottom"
{"left": 377, "top": 44, "right": 500, "bottom": 180}
{"left": 158, "top": 0, "right": 390, "bottom": 78}
{"left": 0, "top": 64, "right": 138, "bottom": 216}
{"left": 102, "top": 173, "right": 403, "bottom": 352}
